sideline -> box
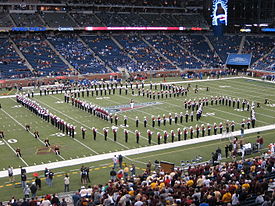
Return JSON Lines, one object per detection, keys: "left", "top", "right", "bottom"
{"left": 0, "top": 123, "right": 274, "bottom": 178}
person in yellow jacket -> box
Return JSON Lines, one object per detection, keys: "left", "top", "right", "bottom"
{"left": 221, "top": 191, "right": 232, "bottom": 203}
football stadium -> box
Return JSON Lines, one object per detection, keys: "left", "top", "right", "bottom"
{"left": 0, "top": 0, "right": 274, "bottom": 205}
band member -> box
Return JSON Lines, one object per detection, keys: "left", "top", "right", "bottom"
{"left": 177, "top": 128, "right": 181, "bottom": 141}
{"left": 135, "top": 116, "right": 139, "bottom": 128}
{"left": 114, "top": 114, "right": 119, "bottom": 126}
{"left": 152, "top": 116, "right": 155, "bottom": 127}
{"left": 92, "top": 127, "right": 97, "bottom": 140}
{"left": 157, "top": 132, "right": 161, "bottom": 145}
{"left": 167, "top": 113, "right": 171, "bottom": 125}
{"left": 135, "top": 130, "right": 140, "bottom": 144}
{"left": 124, "top": 129, "right": 129, "bottom": 143}
{"left": 103, "top": 128, "right": 108, "bottom": 141}
{"left": 130, "top": 99, "right": 134, "bottom": 109}
{"left": 113, "top": 128, "right": 117, "bottom": 142}
{"left": 16, "top": 147, "right": 22, "bottom": 157}
{"left": 241, "top": 119, "right": 245, "bottom": 129}
{"left": 196, "top": 124, "right": 200, "bottom": 138}
{"left": 231, "top": 121, "right": 235, "bottom": 132}
{"left": 163, "top": 114, "right": 166, "bottom": 126}
{"left": 183, "top": 127, "right": 188, "bottom": 140}
{"left": 180, "top": 112, "right": 183, "bottom": 124}
{"left": 45, "top": 138, "right": 50, "bottom": 147}
{"left": 213, "top": 123, "right": 217, "bottom": 135}
{"left": 207, "top": 124, "right": 211, "bottom": 136}
{"left": 34, "top": 131, "right": 40, "bottom": 139}
{"left": 147, "top": 129, "right": 152, "bottom": 144}
{"left": 171, "top": 130, "right": 175, "bottom": 143}
{"left": 201, "top": 124, "right": 205, "bottom": 137}
{"left": 163, "top": 131, "right": 168, "bottom": 144}
{"left": 157, "top": 115, "right": 161, "bottom": 127}
{"left": 81, "top": 127, "right": 86, "bottom": 139}
{"left": 251, "top": 116, "right": 256, "bottom": 128}
{"left": 25, "top": 124, "right": 30, "bottom": 132}
{"left": 185, "top": 111, "right": 189, "bottom": 123}
{"left": 219, "top": 122, "right": 223, "bottom": 134}
{"left": 190, "top": 127, "right": 194, "bottom": 139}
{"left": 225, "top": 120, "right": 230, "bottom": 133}
{"left": 144, "top": 117, "right": 147, "bottom": 128}
{"left": 190, "top": 111, "right": 194, "bottom": 122}
{"left": 247, "top": 118, "right": 251, "bottom": 129}
{"left": 54, "top": 146, "right": 60, "bottom": 155}
{"left": 124, "top": 116, "right": 128, "bottom": 127}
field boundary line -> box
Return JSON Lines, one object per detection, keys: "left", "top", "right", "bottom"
{"left": 0, "top": 123, "right": 274, "bottom": 178}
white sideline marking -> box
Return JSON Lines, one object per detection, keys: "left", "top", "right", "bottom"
{"left": 0, "top": 123, "right": 274, "bottom": 178}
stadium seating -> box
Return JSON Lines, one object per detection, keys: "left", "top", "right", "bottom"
{"left": 145, "top": 35, "right": 203, "bottom": 69}
{"left": 207, "top": 35, "right": 242, "bottom": 63}
{"left": 70, "top": 13, "right": 103, "bottom": 27}
{"left": 116, "top": 35, "right": 176, "bottom": 71}
{"left": 242, "top": 36, "right": 275, "bottom": 64}
{"left": 82, "top": 35, "right": 136, "bottom": 72}
{"left": 41, "top": 12, "right": 78, "bottom": 27}
{"left": 13, "top": 36, "right": 69, "bottom": 76}
{"left": 171, "top": 34, "right": 223, "bottom": 68}
{"left": 252, "top": 49, "right": 275, "bottom": 72}
{"left": 10, "top": 13, "right": 45, "bottom": 27}
{"left": 0, "top": 38, "right": 31, "bottom": 79}
{"left": 95, "top": 13, "right": 128, "bottom": 26}
{"left": 48, "top": 35, "right": 108, "bottom": 74}
{"left": 0, "top": 13, "right": 14, "bottom": 27}
{"left": 117, "top": 13, "right": 150, "bottom": 27}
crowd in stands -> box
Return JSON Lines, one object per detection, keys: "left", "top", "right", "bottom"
{"left": 48, "top": 35, "right": 108, "bottom": 74}
{"left": 14, "top": 35, "right": 70, "bottom": 77}
{"left": 208, "top": 35, "right": 242, "bottom": 63}
{"left": 242, "top": 36, "right": 275, "bottom": 64}
{"left": 82, "top": 35, "right": 136, "bottom": 72}
{"left": 145, "top": 35, "right": 203, "bottom": 69}
{"left": 0, "top": 38, "right": 32, "bottom": 79}
{"left": 252, "top": 49, "right": 275, "bottom": 72}
{"left": 117, "top": 35, "right": 176, "bottom": 72}
{"left": 3, "top": 154, "right": 274, "bottom": 206}
{"left": 171, "top": 35, "right": 223, "bottom": 68}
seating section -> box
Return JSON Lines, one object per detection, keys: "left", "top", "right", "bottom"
{"left": 70, "top": 13, "right": 103, "bottom": 27}
{"left": 10, "top": 13, "right": 45, "bottom": 27}
{"left": 0, "top": 13, "right": 14, "bottom": 27}
{"left": 14, "top": 36, "right": 69, "bottom": 76}
{"left": 0, "top": 38, "right": 31, "bottom": 79}
{"left": 171, "top": 34, "right": 222, "bottom": 68}
{"left": 242, "top": 36, "right": 275, "bottom": 64}
{"left": 145, "top": 35, "right": 203, "bottom": 69}
{"left": 252, "top": 49, "right": 275, "bottom": 72}
{"left": 48, "top": 35, "right": 108, "bottom": 74}
{"left": 116, "top": 35, "right": 176, "bottom": 72}
{"left": 172, "top": 14, "right": 208, "bottom": 28}
{"left": 140, "top": 13, "right": 173, "bottom": 26}
{"left": 117, "top": 13, "right": 150, "bottom": 26}
{"left": 82, "top": 35, "right": 135, "bottom": 72}
{"left": 208, "top": 35, "right": 242, "bottom": 63}
{"left": 95, "top": 13, "right": 127, "bottom": 26}
{"left": 41, "top": 12, "right": 78, "bottom": 27}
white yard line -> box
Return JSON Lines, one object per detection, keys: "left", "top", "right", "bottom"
{"left": 0, "top": 109, "right": 30, "bottom": 166}
{"left": 0, "top": 123, "right": 274, "bottom": 178}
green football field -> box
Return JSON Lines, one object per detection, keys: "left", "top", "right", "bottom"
{"left": 0, "top": 76, "right": 275, "bottom": 201}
